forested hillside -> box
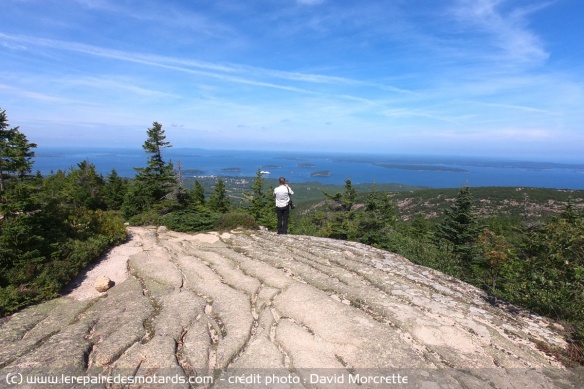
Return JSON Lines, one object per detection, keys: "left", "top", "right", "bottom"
{"left": 1, "top": 109, "right": 582, "bottom": 365}
{"left": 0, "top": 109, "right": 127, "bottom": 314}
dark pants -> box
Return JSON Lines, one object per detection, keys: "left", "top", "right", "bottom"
{"left": 276, "top": 206, "right": 290, "bottom": 234}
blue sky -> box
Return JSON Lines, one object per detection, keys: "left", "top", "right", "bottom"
{"left": 1, "top": 0, "right": 583, "bottom": 161}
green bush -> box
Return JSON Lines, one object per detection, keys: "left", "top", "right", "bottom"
{"left": 213, "top": 211, "right": 259, "bottom": 231}
{"left": 0, "top": 211, "right": 126, "bottom": 316}
{"left": 162, "top": 209, "right": 219, "bottom": 232}
{"left": 127, "top": 210, "right": 163, "bottom": 226}
{"left": 0, "top": 285, "right": 40, "bottom": 315}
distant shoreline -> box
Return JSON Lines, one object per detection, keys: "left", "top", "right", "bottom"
{"left": 31, "top": 147, "right": 584, "bottom": 190}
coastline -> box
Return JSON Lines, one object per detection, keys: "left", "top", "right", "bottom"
{"left": 32, "top": 147, "right": 584, "bottom": 190}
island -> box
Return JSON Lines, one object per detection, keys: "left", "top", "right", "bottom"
{"left": 182, "top": 169, "right": 205, "bottom": 175}
{"left": 299, "top": 163, "right": 316, "bottom": 168}
{"left": 373, "top": 163, "right": 469, "bottom": 173}
{"left": 221, "top": 167, "right": 241, "bottom": 172}
{"left": 311, "top": 170, "right": 332, "bottom": 177}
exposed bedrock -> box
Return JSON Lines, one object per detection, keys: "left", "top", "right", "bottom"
{"left": 1, "top": 227, "right": 582, "bottom": 388}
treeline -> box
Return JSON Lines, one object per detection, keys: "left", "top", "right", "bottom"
{"left": 0, "top": 112, "right": 274, "bottom": 315}
{"left": 0, "top": 110, "right": 127, "bottom": 314}
{"left": 292, "top": 180, "right": 584, "bottom": 365}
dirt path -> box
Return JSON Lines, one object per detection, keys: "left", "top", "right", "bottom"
{"left": 64, "top": 227, "right": 142, "bottom": 301}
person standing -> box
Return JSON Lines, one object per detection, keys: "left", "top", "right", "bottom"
{"left": 273, "top": 177, "right": 294, "bottom": 234}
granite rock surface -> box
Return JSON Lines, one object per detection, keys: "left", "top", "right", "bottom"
{"left": 1, "top": 226, "right": 581, "bottom": 388}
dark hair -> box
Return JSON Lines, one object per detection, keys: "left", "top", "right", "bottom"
{"left": 279, "top": 177, "right": 286, "bottom": 185}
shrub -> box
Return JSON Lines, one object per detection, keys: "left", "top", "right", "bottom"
{"left": 0, "top": 210, "right": 126, "bottom": 316}
{"left": 127, "top": 210, "right": 162, "bottom": 226}
{"left": 213, "top": 211, "right": 259, "bottom": 231}
{"left": 162, "top": 209, "right": 219, "bottom": 232}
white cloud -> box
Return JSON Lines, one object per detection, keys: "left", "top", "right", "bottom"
{"left": 0, "top": 83, "right": 80, "bottom": 104}
{"left": 450, "top": 0, "right": 549, "bottom": 64}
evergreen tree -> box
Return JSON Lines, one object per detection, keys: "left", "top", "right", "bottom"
{"left": 123, "top": 122, "right": 176, "bottom": 217}
{"left": 208, "top": 179, "right": 230, "bottom": 213}
{"left": 65, "top": 161, "right": 107, "bottom": 210}
{"left": 192, "top": 179, "right": 206, "bottom": 207}
{"left": 435, "top": 186, "right": 481, "bottom": 280}
{"left": 0, "top": 108, "right": 37, "bottom": 191}
{"left": 324, "top": 178, "right": 357, "bottom": 212}
{"left": 142, "top": 121, "right": 171, "bottom": 175}
{"left": 321, "top": 178, "right": 358, "bottom": 239}
{"left": 104, "top": 169, "right": 129, "bottom": 210}
{"left": 246, "top": 168, "right": 266, "bottom": 218}
{"left": 262, "top": 183, "right": 277, "bottom": 230}
{"left": 243, "top": 168, "right": 274, "bottom": 227}
{"left": 561, "top": 196, "right": 579, "bottom": 223}
{"left": 356, "top": 185, "right": 398, "bottom": 246}
{"left": 0, "top": 110, "right": 40, "bottom": 225}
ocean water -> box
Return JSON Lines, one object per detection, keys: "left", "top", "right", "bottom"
{"left": 32, "top": 147, "right": 584, "bottom": 190}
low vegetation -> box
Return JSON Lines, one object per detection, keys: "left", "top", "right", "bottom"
{"left": 1, "top": 108, "right": 582, "bottom": 365}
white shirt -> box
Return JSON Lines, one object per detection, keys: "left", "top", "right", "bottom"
{"left": 274, "top": 185, "right": 294, "bottom": 208}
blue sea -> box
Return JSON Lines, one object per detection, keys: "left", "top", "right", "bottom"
{"left": 32, "top": 147, "right": 584, "bottom": 190}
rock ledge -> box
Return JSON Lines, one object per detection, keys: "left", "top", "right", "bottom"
{"left": 1, "top": 227, "right": 582, "bottom": 388}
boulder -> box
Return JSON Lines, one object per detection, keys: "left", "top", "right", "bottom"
{"left": 94, "top": 275, "right": 113, "bottom": 292}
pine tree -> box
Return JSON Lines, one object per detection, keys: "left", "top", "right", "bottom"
{"left": 324, "top": 178, "right": 357, "bottom": 212}
{"left": 123, "top": 122, "right": 176, "bottom": 216}
{"left": 321, "top": 178, "right": 358, "bottom": 239}
{"left": 65, "top": 161, "right": 107, "bottom": 210}
{"left": 208, "top": 179, "right": 230, "bottom": 213}
{"left": 192, "top": 180, "right": 206, "bottom": 207}
{"left": 141, "top": 122, "right": 171, "bottom": 175}
{"left": 242, "top": 168, "right": 276, "bottom": 229}
{"left": 104, "top": 169, "right": 128, "bottom": 210}
{"left": 435, "top": 186, "right": 481, "bottom": 280}
{"left": 561, "top": 196, "right": 579, "bottom": 223}
{"left": 357, "top": 185, "right": 398, "bottom": 246}
{"left": 0, "top": 108, "right": 37, "bottom": 192}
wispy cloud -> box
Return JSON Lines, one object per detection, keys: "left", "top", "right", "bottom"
{"left": 0, "top": 32, "right": 413, "bottom": 98}
{"left": 449, "top": 0, "right": 550, "bottom": 64}
{"left": 0, "top": 83, "right": 82, "bottom": 104}
{"left": 1, "top": 1, "right": 582, "bottom": 159}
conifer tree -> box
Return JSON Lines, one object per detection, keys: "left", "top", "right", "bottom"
{"left": 192, "top": 180, "right": 206, "bottom": 207}
{"left": 321, "top": 178, "right": 358, "bottom": 239}
{"left": 0, "top": 108, "right": 37, "bottom": 192}
{"left": 64, "top": 161, "right": 107, "bottom": 210}
{"left": 104, "top": 169, "right": 128, "bottom": 210}
{"left": 246, "top": 168, "right": 265, "bottom": 218}
{"left": 357, "top": 184, "right": 398, "bottom": 246}
{"left": 208, "top": 179, "right": 230, "bottom": 213}
{"left": 123, "top": 122, "right": 176, "bottom": 216}
{"left": 435, "top": 186, "right": 481, "bottom": 280}
{"left": 324, "top": 178, "right": 357, "bottom": 212}
{"left": 244, "top": 168, "right": 274, "bottom": 226}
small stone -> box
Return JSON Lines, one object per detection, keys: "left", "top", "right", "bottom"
{"left": 95, "top": 275, "right": 113, "bottom": 292}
